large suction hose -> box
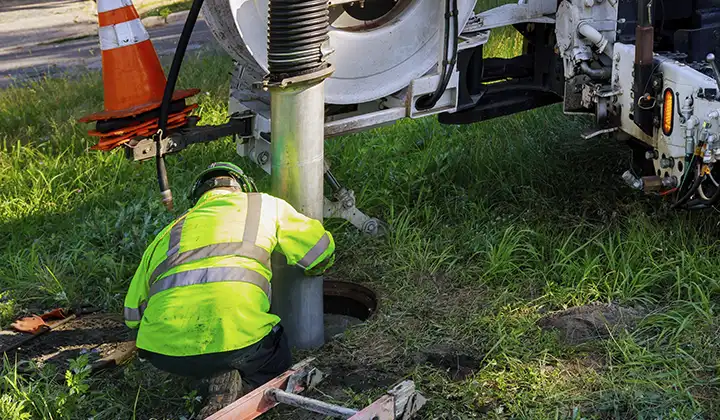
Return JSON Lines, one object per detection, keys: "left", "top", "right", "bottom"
{"left": 267, "top": 0, "right": 330, "bottom": 81}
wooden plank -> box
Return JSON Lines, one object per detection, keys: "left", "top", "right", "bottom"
{"left": 206, "top": 358, "right": 316, "bottom": 420}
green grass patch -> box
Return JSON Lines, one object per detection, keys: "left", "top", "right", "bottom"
{"left": 2, "top": 18, "right": 720, "bottom": 420}
{"left": 139, "top": 0, "right": 192, "bottom": 19}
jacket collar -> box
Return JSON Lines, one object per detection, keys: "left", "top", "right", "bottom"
{"left": 195, "top": 188, "right": 244, "bottom": 206}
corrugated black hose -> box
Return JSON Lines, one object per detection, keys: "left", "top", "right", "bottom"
{"left": 267, "top": 0, "right": 331, "bottom": 80}
{"left": 155, "top": 0, "right": 206, "bottom": 211}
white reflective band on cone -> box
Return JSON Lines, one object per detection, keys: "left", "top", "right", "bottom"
{"left": 97, "top": 0, "right": 134, "bottom": 13}
{"left": 98, "top": 19, "right": 150, "bottom": 50}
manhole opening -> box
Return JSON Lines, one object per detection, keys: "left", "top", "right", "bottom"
{"left": 323, "top": 280, "right": 377, "bottom": 339}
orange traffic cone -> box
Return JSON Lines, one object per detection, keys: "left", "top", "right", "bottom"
{"left": 79, "top": 0, "right": 199, "bottom": 151}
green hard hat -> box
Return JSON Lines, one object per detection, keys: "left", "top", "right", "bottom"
{"left": 189, "top": 162, "right": 257, "bottom": 205}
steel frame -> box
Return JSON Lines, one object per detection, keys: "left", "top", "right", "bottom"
{"left": 205, "top": 358, "right": 426, "bottom": 420}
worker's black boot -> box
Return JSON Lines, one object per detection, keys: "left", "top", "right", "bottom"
{"left": 197, "top": 370, "right": 243, "bottom": 419}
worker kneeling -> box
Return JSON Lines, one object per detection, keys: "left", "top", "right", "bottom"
{"left": 123, "top": 162, "right": 335, "bottom": 418}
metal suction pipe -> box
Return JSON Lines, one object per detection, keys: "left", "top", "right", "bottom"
{"left": 577, "top": 22, "right": 611, "bottom": 56}
{"left": 266, "top": 0, "right": 332, "bottom": 350}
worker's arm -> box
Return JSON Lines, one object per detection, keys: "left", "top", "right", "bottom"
{"left": 274, "top": 197, "right": 336, "bottom": 276}
{"left": 123, "top": 246, "right": 153, "bottom": 329}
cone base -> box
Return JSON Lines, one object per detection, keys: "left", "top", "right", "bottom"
{"left": 79, "top": 88, "right": 200, "bottom": 123}
{"left": 88, "top": 105, "right": 198, "bottom": 151}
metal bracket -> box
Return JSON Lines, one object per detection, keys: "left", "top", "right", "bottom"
{"left": 324, "top": 193, "right": 387, "bottom": 236}
{"left": 348, "top": 381, "right": 427, "bottom": 420}
{"left": 324, "top": 168, "right": 388, "bottom": 236}
{"left": 208, "top": 359, "right": 425, "bottom": 420}
{"left": 126, "top": 111, "right": 254, "bottom": 162}
{"left": 462, "top": 1, "right": 556, "bottom": 32}
{"left": 285, "top": 367, "right": 325, "bottom": 393}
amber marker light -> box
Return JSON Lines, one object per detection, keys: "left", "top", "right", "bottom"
{"left": 663, "top": 88, "right": 674, "bottom": 136}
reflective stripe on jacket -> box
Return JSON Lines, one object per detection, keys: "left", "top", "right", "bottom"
{"left": 123, "top": 189, "right": 335, "bottom": 356}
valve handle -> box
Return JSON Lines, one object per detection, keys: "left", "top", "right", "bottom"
{"left": 706, "top": 53, "right": 720, "bottom": 91}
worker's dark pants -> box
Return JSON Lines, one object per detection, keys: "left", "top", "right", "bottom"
{"left": 138, "top": 324, "right": 292, "bottom": 390}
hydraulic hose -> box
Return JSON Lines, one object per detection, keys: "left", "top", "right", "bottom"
{"left": 416, "top": 0, "right": 458, "bottom": 111}
{"left": 671, "top": 160, "right": 703, "bottom": 208}
{"left": 155, "top": 0, "right": 205, "bottom": 211}
{"left": 687, "top": 183, "right": 720, "bottom": 209}
{"left": 267, "top": 0, "right": 330, "bottom": 81}
{"left": 580, "top": 62, "right": 611, "bottom": 80}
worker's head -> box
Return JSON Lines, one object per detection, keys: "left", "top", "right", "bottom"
{"left": 189, "top": 162, "right": 257, "bottom": 205}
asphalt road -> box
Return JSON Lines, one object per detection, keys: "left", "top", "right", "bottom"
{"left": 0, "top": 19, "right": 218, "bottom": 89}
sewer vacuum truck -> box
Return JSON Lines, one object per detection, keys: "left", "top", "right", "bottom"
{"left": 192, "top": 0, "right": 720, "bottom": 213}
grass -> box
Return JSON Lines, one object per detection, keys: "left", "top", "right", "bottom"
{"left": 2, "top": 10, "right": 720, "bottom": 420}
{"left": 138, "top": 0, "right": 193, "bottom": 20}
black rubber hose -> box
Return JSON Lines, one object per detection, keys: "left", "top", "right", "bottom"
{"left": 155, "top": 0, "right": 205, "bottom": 211}
{"left": 671, "top": 161, "right": 703, "bottom": 208}
{"left": 685, "top": 171, "right": 720, "bottom": 209}
{"left": 267, "top": 0, "right": 330, "bottom": 80}
{"left": 416, "top": 0, "right": 458, "bottom": 111}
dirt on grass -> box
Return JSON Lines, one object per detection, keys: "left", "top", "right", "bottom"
{"left": 537, "top": 302, "right": 646, "bottom": 345}
{"left": 0, "top": 313, "right": 134, "bottom": 373}
{"left": 415, "top": 346, "right": 484, "bottom": 381}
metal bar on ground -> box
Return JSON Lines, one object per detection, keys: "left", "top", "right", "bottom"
{"left": 265, "top": 388, "right": 358, "bottom": 418}
{"left": 205, "top": 358, "right": 318, "bottom": 420}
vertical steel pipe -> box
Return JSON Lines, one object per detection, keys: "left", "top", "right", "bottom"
{"left": 266, "top": 0, "right": 330, "bottom": 350}
{"left": 269, "top": 79, "right": 327, "bottom": 350}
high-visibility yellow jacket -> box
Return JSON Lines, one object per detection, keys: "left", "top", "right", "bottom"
{"left": 123, "top": 189, "right": 335, "bottom": 357}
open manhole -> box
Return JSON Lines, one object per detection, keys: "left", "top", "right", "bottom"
{"left": 323, "top": 280, "right": 377, "bottom": 339}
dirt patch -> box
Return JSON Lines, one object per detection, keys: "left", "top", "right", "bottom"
{"left": 537, "top": 302, "right": 645, "bottom": 345}
{"left": 319, "top": 364, "right": 399, "bottom": 394}
{"left": 1, "top": 313, "right": 134, "bottom": 372}
{"left": 414, "top": 346, "right": 483, "bottom": 381}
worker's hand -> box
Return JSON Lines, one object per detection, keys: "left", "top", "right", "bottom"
{"left": 304, "top": 253, "right": 335, "bottom": 277}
